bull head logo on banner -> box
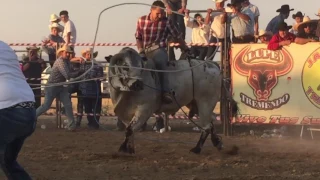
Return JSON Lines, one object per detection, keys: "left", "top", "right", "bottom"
{"left": 233, "top": 46, "right": 293, "bottom": 110}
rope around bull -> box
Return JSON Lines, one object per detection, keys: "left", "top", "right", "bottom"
{"left": 36, "top": 3, "right": 226, "bottom": 148}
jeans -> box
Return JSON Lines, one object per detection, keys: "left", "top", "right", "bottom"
{"left": 83, "top": 96, "right": 101, "bottom": 128}
{"left": 145, "top": 48, "right": 170, "bottom": 92}
{"left": 190, "top": 46, "right": 208, "bottom": 60}
{"left": 0, "top": 107, "right": 36, "bottom": 180}
{"left": 167, "top": 1, "right": 186, "bottom": 61}
{"left": 36, "top": 86, "right": 75, "bottom": 129}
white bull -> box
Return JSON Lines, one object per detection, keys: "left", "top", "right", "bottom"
{"left": 105, "top": 47, "right": 238, "bottom": 154}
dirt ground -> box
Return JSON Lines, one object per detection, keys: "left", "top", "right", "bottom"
{"left": 1, "top": 117, "right": 320, "bottom": 180}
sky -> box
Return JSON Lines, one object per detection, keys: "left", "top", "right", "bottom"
{"left": 0, "top": 0, "right": 319, "bottom": 61}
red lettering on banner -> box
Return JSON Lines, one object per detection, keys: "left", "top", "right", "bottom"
{"left": 301, "top": 116, "right": 320, "bottom": 125}
{"left": 235, "top": 115, "right": 267, "bottom": 123}
{"left": 246, "top": 49, "right": 281, "bottom": 63}
{"left": 307, "top": 52, "right": 320, "bottom": 68}
{"left": 269, "top": 116, "right": 299, "bottom": 124}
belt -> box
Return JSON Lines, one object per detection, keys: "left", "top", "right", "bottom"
{"left": 145, "top": 43, "right": 160, "bottom": 54}
{"left": 235, "top": 35, "right": 254, "bottom": 40}
{"left": 8, "top": 101, "right": 35, "bottom": 109}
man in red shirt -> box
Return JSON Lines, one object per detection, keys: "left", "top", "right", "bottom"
{"left": 135, "top": 0, "right": 189, "bottom": 104}
{"left": 268, "top": 22, "right": 296, "bottom": 50}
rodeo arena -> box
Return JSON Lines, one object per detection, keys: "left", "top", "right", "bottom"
{"left": 2, "top": 0, "right": 320, "bottom": 179}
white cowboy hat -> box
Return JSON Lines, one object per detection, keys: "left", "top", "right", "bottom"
{"left": 214, "top": 0, "right": 227, "bottom": 2}
{"left": 56, "top": 45, "right": 73, "bottom": 55}
{"left": 48, "top": 23, "right": 64, "bottom": 32}
{"left": 316, "top": 8, "right": 320, "bottom": 16}
{"left": 296, "top": 16, "right": 318, "bottom": 31}
{"left": 254, "top": 30, "right": 273, "bottom": 38}
{"left": 50, "top": 14, "right": 60, "bottom": 22}
{"left": 81, "top": 48, "right": 98, "bottom": 58}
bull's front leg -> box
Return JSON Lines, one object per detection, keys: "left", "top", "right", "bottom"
{"left": 118, "top": 107, "right": 153, "bottom": 154}
{"left": 190, "top": 128, "right": 210, "bottom": 154}
{"left": 210, "top": 125, "right": 223, "bottom": 151}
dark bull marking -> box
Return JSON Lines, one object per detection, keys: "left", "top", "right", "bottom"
{"left": 234, "top": 46, "right": 293, "bottom": 101}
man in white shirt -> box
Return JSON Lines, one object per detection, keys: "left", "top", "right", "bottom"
{"left": 205, "top": 0, "right": 230, "bottom": 60}
{"left": 60, "top": 10, "right": 77, "bottom": 50}
{"left": 0, "top": 40, "right": 36, "bottom": 180}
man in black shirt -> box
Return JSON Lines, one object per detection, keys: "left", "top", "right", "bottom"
{"left": 21, "top": 46, "right": 47, "bottom": 108}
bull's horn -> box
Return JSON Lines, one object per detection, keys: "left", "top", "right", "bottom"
{"left": 233, "top": 45, "right": 251, "bottom": 75}
{"left": 275, "top": 48, "right": 293, "bottom": 76}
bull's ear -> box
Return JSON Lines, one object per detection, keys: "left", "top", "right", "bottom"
{"left": 105, "top": 55, "right": 113, "bottom": 63}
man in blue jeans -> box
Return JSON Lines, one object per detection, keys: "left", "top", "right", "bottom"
{"left": 0, "top": 41, "right": 37, "bottom": 179}
{"left": 36, "top": 45, "right": 80, "bottom": 131}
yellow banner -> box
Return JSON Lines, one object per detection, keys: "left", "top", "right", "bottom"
{"left": 231, "top": 43, "right": 320, "bottom": 125}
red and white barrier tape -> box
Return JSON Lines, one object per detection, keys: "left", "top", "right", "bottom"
{"left": 25, "top": 77, "right": 107, "bottom": 81}
{"left": 9, "top": 42, "right": 220, "bottom": 47}
{"left": 41, "top": 112, "right": 221, "bottom": 120}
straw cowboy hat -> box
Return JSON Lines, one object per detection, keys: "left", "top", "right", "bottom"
{"left": 48, "top": 23, "right": 64, "bottom": 32}
{"left": 297, "top": 16, "right": 318, "bottom": 31}
{"left": 26, "top": 46, "right": 40, "bottom": 51}
{"left": 292, "top": 11, "right": 304, "bottom": 19}
{"left": 316, "top": 8, "right": 320, "bottom": 16}
{"left": 214, "top": 0, "right": 227, "bottom": 3}
{"left": 276, "top": 5, "right": 294, "bottom": 13}
{"left": 56, "top": 45, "right": 73, "bottom": 55}
{"left": 255, "top": 30, "right": 273, "bottom": 38}
{"left": 50, "top": 14, "right": 60, "bottom": 22}
{"left": 81, "top": 48, "right": 98, "bottom": 58}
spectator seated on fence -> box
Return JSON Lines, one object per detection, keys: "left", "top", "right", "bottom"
{"left": 184, "top": 11, "right": 210, "bottom": 60}
{"left": 21, "top": 46, "right": 46, "bottom": 108}
{"left": 295, "top": 16, "right": 319, "bottom": 45}
{"left": 77, "top": 48, "right": 103, "bottom": 129}
{"left": 267, "top": 22, "right": 296, "bottom": 51}
{"left": 49, "top": 14, "right": 64, "bottom": 33}
{"left": 36, "top": 45, "right": 81, "bottom": 131}
{"left": 42, "top": 23, "right": 65, "bottom": 67}
{"left": 255, "top": 29, "right": 273, "bottom": 44}
{"left": 290, "top": 11, "right": 304, "bottom": 35}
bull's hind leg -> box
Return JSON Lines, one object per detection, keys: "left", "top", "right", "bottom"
{"left": 210, "top": 122, "right": 223, "bottom": 151}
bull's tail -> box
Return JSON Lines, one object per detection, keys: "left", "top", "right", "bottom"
{"left": 225, "top": 87, "right": 239, "bottom": 118}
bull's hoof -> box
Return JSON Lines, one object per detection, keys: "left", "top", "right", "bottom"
{"left": 118, "top": 142, "right": 128, "bottom": 153}
{"left": 190, "top": 147, "right": 201, "bottom": 154}
{"left": 212, "top": 137, "right": 224, "bottom": 151}
{"left": 127, "top": 145, "right": 135, "bottom": 154}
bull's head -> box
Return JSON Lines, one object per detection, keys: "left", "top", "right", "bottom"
{"left": 105, "top": 47, "right": 144, "bottom": 92}
{"left": 234, "top": 46, "right": 293, "bottom": 101}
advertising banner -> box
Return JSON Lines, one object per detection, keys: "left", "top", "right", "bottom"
{"left": 231, "top": 43, "right": 320, "bottom": 125}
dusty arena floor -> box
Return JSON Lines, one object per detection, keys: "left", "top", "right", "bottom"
{"left": 2, "top": 117, "right": 320, "bottom": 180}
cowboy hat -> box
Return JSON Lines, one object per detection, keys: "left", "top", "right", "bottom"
{"left": 276, "top": 5, "right": 294, "bottom": 13}
{"left": 56, "top": 45, "right": 73, "bottom": 55}
{"left": 292, "top": 11, "right": 304, "bottom": 19}
{"left": 254, "top": 30, "right": 273, "bottom": 38}
{"left": 214, "top": 0, "right": 227, "bottom": 3}
{"left": 315, "top": 8, "right": 320, "bottom": 16}
{"left": 26, "top": 46, "right": 40, "bottom": 51}
{"left": 297, "top": 16, "right": 319, "bottom": 31}
{"left": 227, "top": 0, "right": 244, "bottom": 7}
{"left": 81, "top": 48, "right": 98, "bottom": 58}
{"left": 48, "top": 23, "right": 64, "bottom": 32}
{"left": 49, "top": 14, "right": 60, "bottom": 22}
{"left": 278, "top": 22, "right": 292, "bottom": 31}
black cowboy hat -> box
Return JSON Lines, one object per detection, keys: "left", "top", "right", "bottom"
{"left": 292, "top": 11, "right": 304, "bottom": 19}
{"left": 278, "top": 22, "right": 292, "bottom": 31}
{"left": 227, "top": 0, "right": 245, "bottom": 7}
{"left": 276, "top": 5, "right": 294, "bottom": 13}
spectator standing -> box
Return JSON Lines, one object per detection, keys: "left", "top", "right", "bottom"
{"left": 295, "top": 16, "right": 319, "bottom": 45}
{"left": 266, "top": 5, "right": 294, "bottom": 34}
{"left": 205, "top": 0, "right": 230, "bottom": 60}
{"left": 290, "top": 11, "right": 304, "bottom": 35}
{"left": 242, "top": 0, "right": 260, "bottom": 37}
{"left": 21, "top": 46, "right": 47, "bottom": 108}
